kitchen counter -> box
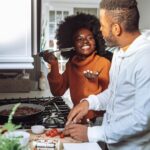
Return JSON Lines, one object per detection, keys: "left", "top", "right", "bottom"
{"left": 0, "top": 90, "right": 52, "bottom": 99}
{"left": 0, "top": 89, "right": 52, "bottom": 99}
{"left": 0, "top": 92, "right": 102, "bottom": 150}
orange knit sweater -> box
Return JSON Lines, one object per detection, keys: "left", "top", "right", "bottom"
{"left": 47, "top": 52, "right": 111, "bottom": 120}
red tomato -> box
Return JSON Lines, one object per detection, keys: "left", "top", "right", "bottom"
{"left": 59, "top": 132, "right": 64, "bottom": 138}
{"left": 51, "top": 128, "right": 58, "bottom": 135}
{"left": 45, "top": 128, "right": 59, "bottom": 137}
{"left": 53, "top": 131, "right": 58, "bottom": 135}
{"left": 49, "top": 132, "right": 56, "bottom": 137}
{"left": 45, "top": 130, "right": 50, "bottom": 136}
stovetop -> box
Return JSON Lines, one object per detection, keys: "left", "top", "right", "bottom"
{"left": 0, "top": 97, "right": 70, "bottom": 129}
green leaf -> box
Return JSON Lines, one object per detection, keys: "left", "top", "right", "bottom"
{"left": 0, "top": 103, "right": 24, "bottom": 150}
{"left": 3, "top": 122, "right": 21, "bottom": 132}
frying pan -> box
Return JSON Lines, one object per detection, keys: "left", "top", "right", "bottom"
{"left": 0, "top": 103, "right": 45, "bottom": 124}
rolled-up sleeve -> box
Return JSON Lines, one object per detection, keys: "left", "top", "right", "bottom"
{"left": 88, "top": 126, "right": 105, "bottom": 142}
{"left": 87, "top": 87, "right": 112, "bottom": 111}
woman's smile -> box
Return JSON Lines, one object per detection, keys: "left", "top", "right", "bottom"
{"left": 74, "top": 28, "right": 96, "bottom": 58}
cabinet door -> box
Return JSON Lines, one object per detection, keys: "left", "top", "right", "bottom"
{"left": 0, "top": 0, "right": 33, "bottom": 69}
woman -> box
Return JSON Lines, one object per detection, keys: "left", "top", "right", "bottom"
{"left": 43, "top": 13, "right": 112, "bottom": 123}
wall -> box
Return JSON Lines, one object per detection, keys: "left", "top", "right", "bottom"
{"left": 137, "top": 0, "right": 150, "bottom": 30}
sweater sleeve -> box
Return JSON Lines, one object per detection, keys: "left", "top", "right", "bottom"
{"left": 47, "top": 61, "right": 69, "bottom": 96}
{"left": 98, "top": 58, "right": 111, "bottom": 91}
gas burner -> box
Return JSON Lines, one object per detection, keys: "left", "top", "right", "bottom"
{"left": 43, "top": 116, "right": 65, "bottom": 128}
{"left": 0, "top": 96, "right": 70, "bottom": 129}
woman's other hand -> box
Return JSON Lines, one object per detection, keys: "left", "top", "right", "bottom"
{"left": 83, "top": 70, "right": 99, "bottom": 80}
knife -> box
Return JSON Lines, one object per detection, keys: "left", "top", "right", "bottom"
{"left": 39, "top": 47, "right": 75, "bottom": 57}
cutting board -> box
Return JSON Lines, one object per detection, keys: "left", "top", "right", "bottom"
{"left": 29, "top": 130, "right": 80, "bottom": 143}
{"left": 29, "top": 129, "right": 81, "bottom": 150}
{"left": 29, "top": 129, "right": 102, "bottom": 150}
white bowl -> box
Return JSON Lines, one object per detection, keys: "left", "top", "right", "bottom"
{"left": 31, "top": 125, "right": 45, "bottom": 134}
{"left": 5, "top": 130, "right": 30, "bottom": 147}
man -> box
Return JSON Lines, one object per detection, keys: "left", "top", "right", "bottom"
{"left": 63, "top": 0, "right": 150, "bottom": 150}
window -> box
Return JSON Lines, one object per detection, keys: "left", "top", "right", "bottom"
{"left": 74, "top": 8, "right": 98, "bottom": 16}
{"left": 49, "top": 10, "right": 69, "bottom": 48}
{"left": 48, "top": 10, "right": 70, "bottom": 72}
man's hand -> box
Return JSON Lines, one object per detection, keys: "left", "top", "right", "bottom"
{"left": 63, "top": 124, "right": 88, "bottom": 142}
{"left": 66, "top": 100, "right": 89, "bottom": 125}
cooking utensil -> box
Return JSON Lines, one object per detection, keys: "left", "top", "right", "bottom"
{"left": 39, "top": 47, "right": 74, "bottom": 57}
{"left": 0, "top": 103, "right": 45, "bottom": 124}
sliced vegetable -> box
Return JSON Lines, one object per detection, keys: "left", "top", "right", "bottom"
{"left": 45, "top": 128, "right": 65, "bottom": 138}
{"left": 59, "top": 132, "right": 64, "bottom": 138}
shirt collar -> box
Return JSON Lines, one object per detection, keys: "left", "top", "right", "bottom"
{"left": 117, "top": 34, "right": 146, "bottom": 58}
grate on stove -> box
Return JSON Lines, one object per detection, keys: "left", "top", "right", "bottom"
{"left": 0, "top": 96, "right": 70, "bottom": 129}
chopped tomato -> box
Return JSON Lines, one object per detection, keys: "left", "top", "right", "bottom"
{"left": 59, "top": 132, "right": 64, "bottom": 138}
{"left": 45, "top": 128, "right": 65, "bottom": 138}
{"left": 49, "top": 132, "right": 56, "bottom": 137}
{"left": 45, "top": 130, "right": 50, "bottom": 136}
{"left": 45, "top": 128, "right": 59, "bottom": 137}
{"left": 51, "top": 128, "right": 58, "bottom": 135}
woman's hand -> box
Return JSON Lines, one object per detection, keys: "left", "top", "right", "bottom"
{"left": 42, "top": 50, "right": 58, "bottom": 65}
{"left": 83, "top": 70, "right": 99, "bottom": 80}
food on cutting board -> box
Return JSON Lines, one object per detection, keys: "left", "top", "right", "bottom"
{"left": 30, "top": 128, "right": 80, "bottom": 149}
{"left": 46, "top": 128, "right": 65, "bottom": 138}
{"left": 45, "top": 128, "right": 65, "bottom": 138}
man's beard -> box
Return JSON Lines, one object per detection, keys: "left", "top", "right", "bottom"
{"left": 104, "top": 32, "right": 118, "bottom": 47}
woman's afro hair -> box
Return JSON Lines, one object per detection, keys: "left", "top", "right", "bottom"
{"left": 55, "top": 13, "right": 106, "bottom": 59}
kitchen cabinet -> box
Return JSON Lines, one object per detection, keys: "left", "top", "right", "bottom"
{"left": 0, "top": 0, "right": 33, "bottom": 69}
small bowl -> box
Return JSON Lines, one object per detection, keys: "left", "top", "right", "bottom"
{"left": 31, "top": 125, "right": 45, "bottom": 134}
{"left": 5, "top": 130, "right": 30, "bottom": 147}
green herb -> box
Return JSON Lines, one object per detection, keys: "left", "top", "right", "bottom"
{"left": 3, "top": 103, "right": 21, "bottom": 132}
{"left": 0, "top": 136, "right": 21, "bottom": 150}
{"left": 0, "top": 103, "right": 29, "bottom": 150}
